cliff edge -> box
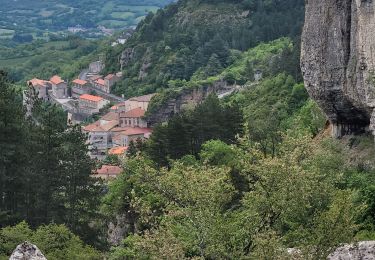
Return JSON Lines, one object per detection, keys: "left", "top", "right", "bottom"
{"left": 301, "top": 0, "right": 375, "bottom": 137}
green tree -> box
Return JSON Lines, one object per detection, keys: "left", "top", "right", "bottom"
{"left": 0, "top": 71, "right": 28, "bottom": 226}
{"left": 0, "top": 222, "right": 101, "bottom": 260}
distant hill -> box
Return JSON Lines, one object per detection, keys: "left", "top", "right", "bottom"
{"left": 0, "top": 0, "right": 174, "bottom": 36}
{"left": 104, "top": 0, "right": 305, "bottom": 98}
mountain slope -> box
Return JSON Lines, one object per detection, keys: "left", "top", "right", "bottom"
{"left": 105, "top": 0, "right": 305, "bottom": 97}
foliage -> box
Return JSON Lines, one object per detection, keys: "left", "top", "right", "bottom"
{"left": 107, "top": 0, "right": 305, "bottom": 96}
{"left": 0, "top": 37, "right": 102, "bottom": 84}
{"left": 146, "top": 94, "right": 243, "bottom": 166}
{"left": 0, "top": 72, "right": 104, "bottom": 248}
{"left": 0, "top": 222, "right": 101, "bottom": 260}
{"left": 145, "top": 37, "right": 301, "bottom": 117}
{"left": 106, "top": 130, "right": 364, "bottom": 259}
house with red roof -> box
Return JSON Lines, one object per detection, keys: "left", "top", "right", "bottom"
{"left": 108, "top": 146, "right": 128, "bottom": 156}
{"left": 119, "top": 107, "right": 147, "bottom": 128}
{"left": 94, "top": 78, "right": 110, "bottom": 93}
{"left": 83, "top": 118, "right": 119, "bottom": 159}
{"left": 50, "top": 75, "right": 68, "bottom": 99}
{"left": 79, "top": 94, "right": 110, "bottom": 114}
{"left": 117, "top": 94, "right": 156, "bottom": 112}
{"left": 92, "top": 165, "right": 123, "bottom": 180}
{"left": 104, "top": 73, "right": 119, "bottom": 88}
{"left": 112, "top": 127, "right": 152, "bottom": 147}
{"left": 71, "top": 79, "right": 90, "bottom": 98}
{"left": 27, "top": 78, "right": 51, "bottom": 101}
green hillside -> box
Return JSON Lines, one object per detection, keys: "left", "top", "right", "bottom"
{"left": 105, "top": 0, "right": 304, "bottom": 97}
{"left": 4, "top": 0, "right": 375, "bottom": 259}
{"left": 0, "top": 0, "right": 174, "bottom": 35}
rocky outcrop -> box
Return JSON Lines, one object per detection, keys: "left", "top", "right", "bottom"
{"left": 301, "top": 0, "right": 375, "bottom": 137}
{"left": 107, "top": 213, "right": 138, "bottom": 246}
{"left": 146, "top": 80, "right": 235, "bottom": 126}
{"left": 119, "top": 48, "right": 134, "bottom": 70}
{"left": 328, "top": 241, "right": 375, "bottom": 259}
{"left": 10, "top": 242, "right": 46, "bottom": 260}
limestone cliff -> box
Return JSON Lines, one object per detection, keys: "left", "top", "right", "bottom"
{"left": 145, "top": 80, "right": 235, "bottom": 126}
{"left": 301, "top": 0, "right": 375, "bottom": 137}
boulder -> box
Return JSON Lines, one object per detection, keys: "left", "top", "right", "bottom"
{"left": 9, "top": 241, "right": 46, "bottom": 260}
{"left": 328, "top": 241, "right": 375, "bottom": 260}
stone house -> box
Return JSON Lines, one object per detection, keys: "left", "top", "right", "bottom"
{"left": 100, "top": 111, "right": 119, "bottom": 125}
{"left": 117, "top": 94, "right": 155, "bottom": 112}
{"left": 104, "top": 74, "right": 119, "bottom": 89}
{"left": 119, "top": 107, "right": 147, "bottom": 128}
{"left": 83, "top": 120, "right": 119, "bottom": 159}
{"left": 87, "top": 75, "right": 102, "bottom": 85}
{"left": 71, "top": 79, "right": 90, "bottom": 98}
{"left": 78, "top": 94, "right": 109, "bottom": 114}
{"left": 26, "top": 78, "right": 51, "bottom": 101}
{"left": 113, "top": 128, "right": 152, "bottom": 147}
{"left": 94, "top": 78, "right": 110, "bottom": 93}
{"left": 50, "top": 75, "right": 68, "bottom": 99}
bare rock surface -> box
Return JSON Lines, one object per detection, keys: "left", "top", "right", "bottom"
{"left": 328, "top": 241, "right": 375, "bottom": 260}
{"left": 301, "top": 0, "right": 375, "bottom": 137}
{"left": 9, "top": 241, "right": 46, "bottom": 260}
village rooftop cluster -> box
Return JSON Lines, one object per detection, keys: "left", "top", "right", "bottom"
{"left": 24, "top": 60, "right": 155, "bottom": 180}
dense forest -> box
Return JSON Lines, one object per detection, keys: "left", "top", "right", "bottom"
{"left": 2, "top": 0, "right": 375, "bottom": 259}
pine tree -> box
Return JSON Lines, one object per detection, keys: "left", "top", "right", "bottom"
{"left": 57, "top": 124, "right": 102, "bottom": 245}
{"left": 0, "top": 71, "right": 28, "bottom": 226}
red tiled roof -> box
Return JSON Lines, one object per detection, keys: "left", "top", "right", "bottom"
{"left": 80, "top": 94, "right": 103, "bottom": 102}
{"left": 83, "top": 122, "right": 99, "bottom": 132}
{"left": 108, "top": 146, "right": 128, "bottom": 155}
{"left": 105, "top": 74, "right": 115, "bottom": 80}
{"left": 72, "top": 79, "right": 87, "bottom": 85}
{"left": 129, "top": 93, "right": 155, "bottom": 102}
{"left": 120, "top": 107, "right": 145, "bottom": 118}
{"left": 95, "top": 79, "right": 106, "bottom": 86}
{"left": 28, "top": 78, "right": 49, "bottom": 87}
{"left": 111, "top": 126, "right": 131, "bottom": 132}
{"left": 50, "top": 75, "right": 64, "bottom": 85}
{"left": 101, "top": 112, "right": 118, "bottom": 121}
{"left": 86, "top": 120, "right": 119, "bottom": 132}
{"left": 95, "top": 165, "right": 122, "bottom": 175}
{"left": 122, "top": 127, "right": 152, "bottom": 136}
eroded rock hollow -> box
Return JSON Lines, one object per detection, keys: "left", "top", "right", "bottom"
{"left": 301, "top": 0, "right": 375, "bottom": 137}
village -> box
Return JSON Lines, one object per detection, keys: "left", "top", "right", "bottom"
{"left": 24, "top": 60, "right": 155, "bottom": 181}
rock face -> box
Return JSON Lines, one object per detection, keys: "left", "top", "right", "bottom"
{"left": 301, "top": 0, "right": 375, "bottom": 137}
{"left": 10, "top": 242, "right": 47, "bottom": 260}
{"left": 146, "top": 80, "right": 235, "bottom": 126}
{"left": 328, "top": 241, "right": 375, "bottom": 259}
{"left": 107, "top": 213, "right": 137, "bottom": 246}
{"left": 119, "top": 48, "right": 134, "bottom": 70}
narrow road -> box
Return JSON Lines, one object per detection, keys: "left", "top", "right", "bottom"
{"left": 92, "top": 87, "right": 125, "bottom": 102}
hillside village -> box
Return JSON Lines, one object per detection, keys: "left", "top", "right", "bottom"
{"left": 24, "top": 61, "right": 156, "bottom": 179}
